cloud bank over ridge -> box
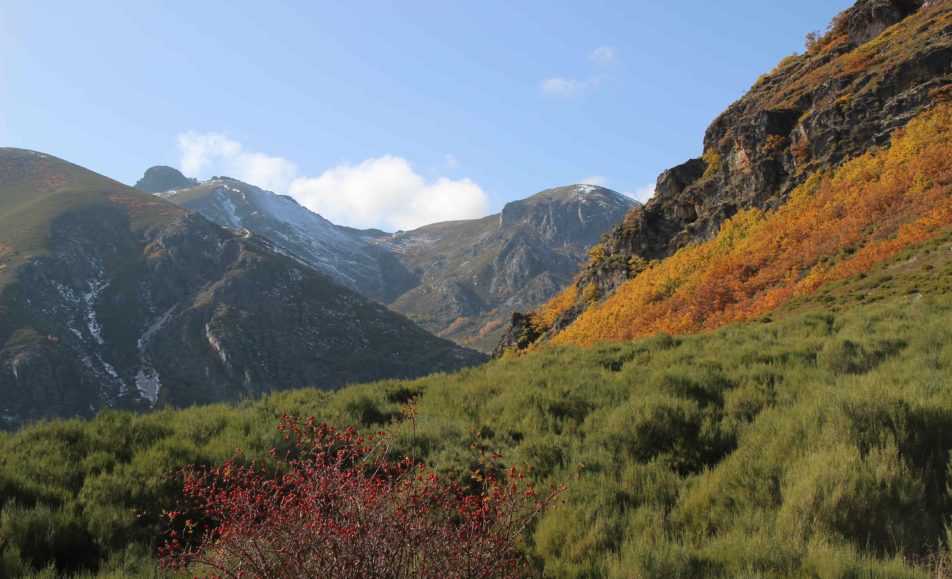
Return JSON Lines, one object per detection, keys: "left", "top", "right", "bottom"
{"left": 177, "top": 132, "right": 490, "bottom": 231}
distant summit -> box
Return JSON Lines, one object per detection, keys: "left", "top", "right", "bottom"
{"left": 134, "top": 165, "right": 196, "bottom": 193}
{"left": 376, "top": 184, "right": 634, "bottom": 350}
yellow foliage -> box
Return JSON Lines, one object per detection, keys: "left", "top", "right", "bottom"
{"left": 580, "top": 281, "right": 599, "bottom": 304}
{"left": 761, "top": 135, "right": 789, "bottom": 156}
{"left": 586, "top": 245, "right": 606, "bottom": 264}
{"left": 551, "top": 105, "right": 952, "bottom": 347}
{"left": 701, "top": 149, "right": 722, "bottom": 180}
{"left": 530, "top": 285, "right": 578, "bottom": 335}
{"left": 477, "top": 319, "right": 504, "bottom": 338}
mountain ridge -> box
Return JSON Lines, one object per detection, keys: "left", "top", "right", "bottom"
{"left": 0, "top": 149, "right": 485, "bottom": 429}
{"left": 146, "top": 173, "right": 634, "bottom": 350}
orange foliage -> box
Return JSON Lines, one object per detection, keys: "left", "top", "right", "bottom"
{"left": 531, "top": 285, "right": 578, "bottom": 334}
{"left": 552, "top": 105, "right": 952, "bottom": 347}
{"left": 440, "top": 316, "right": 474, "bottom": 337}
{"left": 477, "top": 319, "right": 504, "bottom": 338}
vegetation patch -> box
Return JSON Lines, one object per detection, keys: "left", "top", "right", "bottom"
{"left": 1, "top": 230, "right": 951, "bottom": 576}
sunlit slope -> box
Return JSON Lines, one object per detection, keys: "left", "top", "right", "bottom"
{"left": 529, "top": 105, "right": 951, "bottom": 347}
{"left": 0, "top": 149, "right": 184, "bottom": 276}
{"left": 2, "top": 228, "right": 950, "bottom": 576}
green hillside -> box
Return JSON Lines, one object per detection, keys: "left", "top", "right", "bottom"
{"left": 1, "top": 230, "right": 949, "bottom": 577}
{"left": 0, "top": 149, "right": 184, "bottom": 278}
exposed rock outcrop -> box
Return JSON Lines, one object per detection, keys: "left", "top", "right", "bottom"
{"left": 134, "top": 165, "right": 196, "bottom": 193}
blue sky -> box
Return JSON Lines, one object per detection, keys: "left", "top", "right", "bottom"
{"left": 1, "top": 0, "right": 852, "bottom": 230}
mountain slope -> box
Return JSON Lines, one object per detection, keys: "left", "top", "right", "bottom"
{"left": 499, "top": 0, "right": 951, "bottom": 353}
{"left": 379, "top": 185, "right": 634, "bottom": 350}
{"left": 3, "top": 229, "right": 950, "bottom": 576}
{"left": 148, "top": 175, "right": 633, "bottom": 351}
{"left": 552, "top": 105, "right": 951, "bottom": 346}
{"left": 0, "top": 149, "right": 485, "bottom": 429}
{"left": 157, "top": 177, "right": 404, "bottom": 299}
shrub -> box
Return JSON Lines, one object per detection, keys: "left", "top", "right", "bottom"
{"left": 761, "top": 134, "right": 789, "bottom": 157}
{"left": 701, "top": 149, "right": 722, "bottom": 180}
{"left": 777, "top": 444, "right": 926, "bottom": 554}
{"left": 159, "top": 416, "right": 563, "bottom": 578}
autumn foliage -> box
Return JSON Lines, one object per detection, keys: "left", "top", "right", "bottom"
{"left": 159, "top": 416, "right": 563, "bottom": 578}
{"left": 543, "top": 105, "right": 952, "bottom": 347}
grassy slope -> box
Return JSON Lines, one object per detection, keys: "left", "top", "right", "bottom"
{"left": 0, "top": 149, "right": 184, "bottom": 278}
{"left": 1, "top": 228, "right": 949, "bottom": 577}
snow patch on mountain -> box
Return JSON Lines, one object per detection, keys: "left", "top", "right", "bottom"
{"left": 135, "top": 307, "right": 175, "bottom": 405}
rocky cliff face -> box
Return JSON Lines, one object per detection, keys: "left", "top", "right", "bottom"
{"left": 497, "top": 0, "right": 951, "bottom": 353}
{"left": 0, "top": 149, "right": 485, "bottom": 429}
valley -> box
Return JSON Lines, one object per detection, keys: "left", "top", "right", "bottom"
{"left": 0, "top": 0, "right": 950, "bottom": 576}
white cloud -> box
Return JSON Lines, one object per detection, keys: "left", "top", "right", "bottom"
{"left": 589, "top": 45, "right": 616, "bottom": 65}
{"left": 178, "top": 132, "right": 299, "bottom": 194}
{"left": 541, "top": 45, "right": 614, "bottom": 97}
{"left": 540, "top": 76, "right": 601, "bottom": 96}
{"left": 177, "top": 133, "right": 490, "bottom": 231}
{"left": 289, "top": 156, "right": 490, "bottom": 231}
{"left": 622, "top": 183, "right": 656, "bottom": 204}
{"left": 579, "top": 176, "right": 608, "bottom": 187}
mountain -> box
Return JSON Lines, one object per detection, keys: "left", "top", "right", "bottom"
{"left": 134, "top": 165, "right": 196, "bottom": 193}
{"left": 378, "top": 185, "right": 634, "bottom": 350}
{"left": 154, "top": 177, "right": 406, "bottom": 300}
{"left": 498, "top": 0, "right": 952, "bottom": 354}
{"left": 0, "top": 149, "right": 485, "bottom": 429}
{"left": 4, "top": 1, "right": 952, "bottom": 576}
{"left": 144, "top": 174, "right": 633, "bottom": 351}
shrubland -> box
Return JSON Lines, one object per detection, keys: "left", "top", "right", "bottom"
{"left": 0, "top": 225, "right": 950, "bottom": 577}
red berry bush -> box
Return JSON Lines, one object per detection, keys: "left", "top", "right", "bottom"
{"left": 159, "top": 415, "right": 563, "bottom": 578}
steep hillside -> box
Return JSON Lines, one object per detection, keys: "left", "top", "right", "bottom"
{"left": 499, "top": 0, "right": 951, "bottom": 353}
{"left": 148, "top": 175, "right": 633, "bottom": 351}
{"left": 2, "top": 230, "right": 949, "bottom": 577}
{"left": 0, "top": 149, "right": 484, "bottom": 429}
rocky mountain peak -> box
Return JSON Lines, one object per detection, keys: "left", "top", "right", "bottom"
{"left": 498, "top": 185, "right": 632, "bottom": 241}
{"left": 146, "top": 170, "right": 634, "bottom": 351}
{"left": 134, "top": 165, "right": 196, "bottom": 193}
